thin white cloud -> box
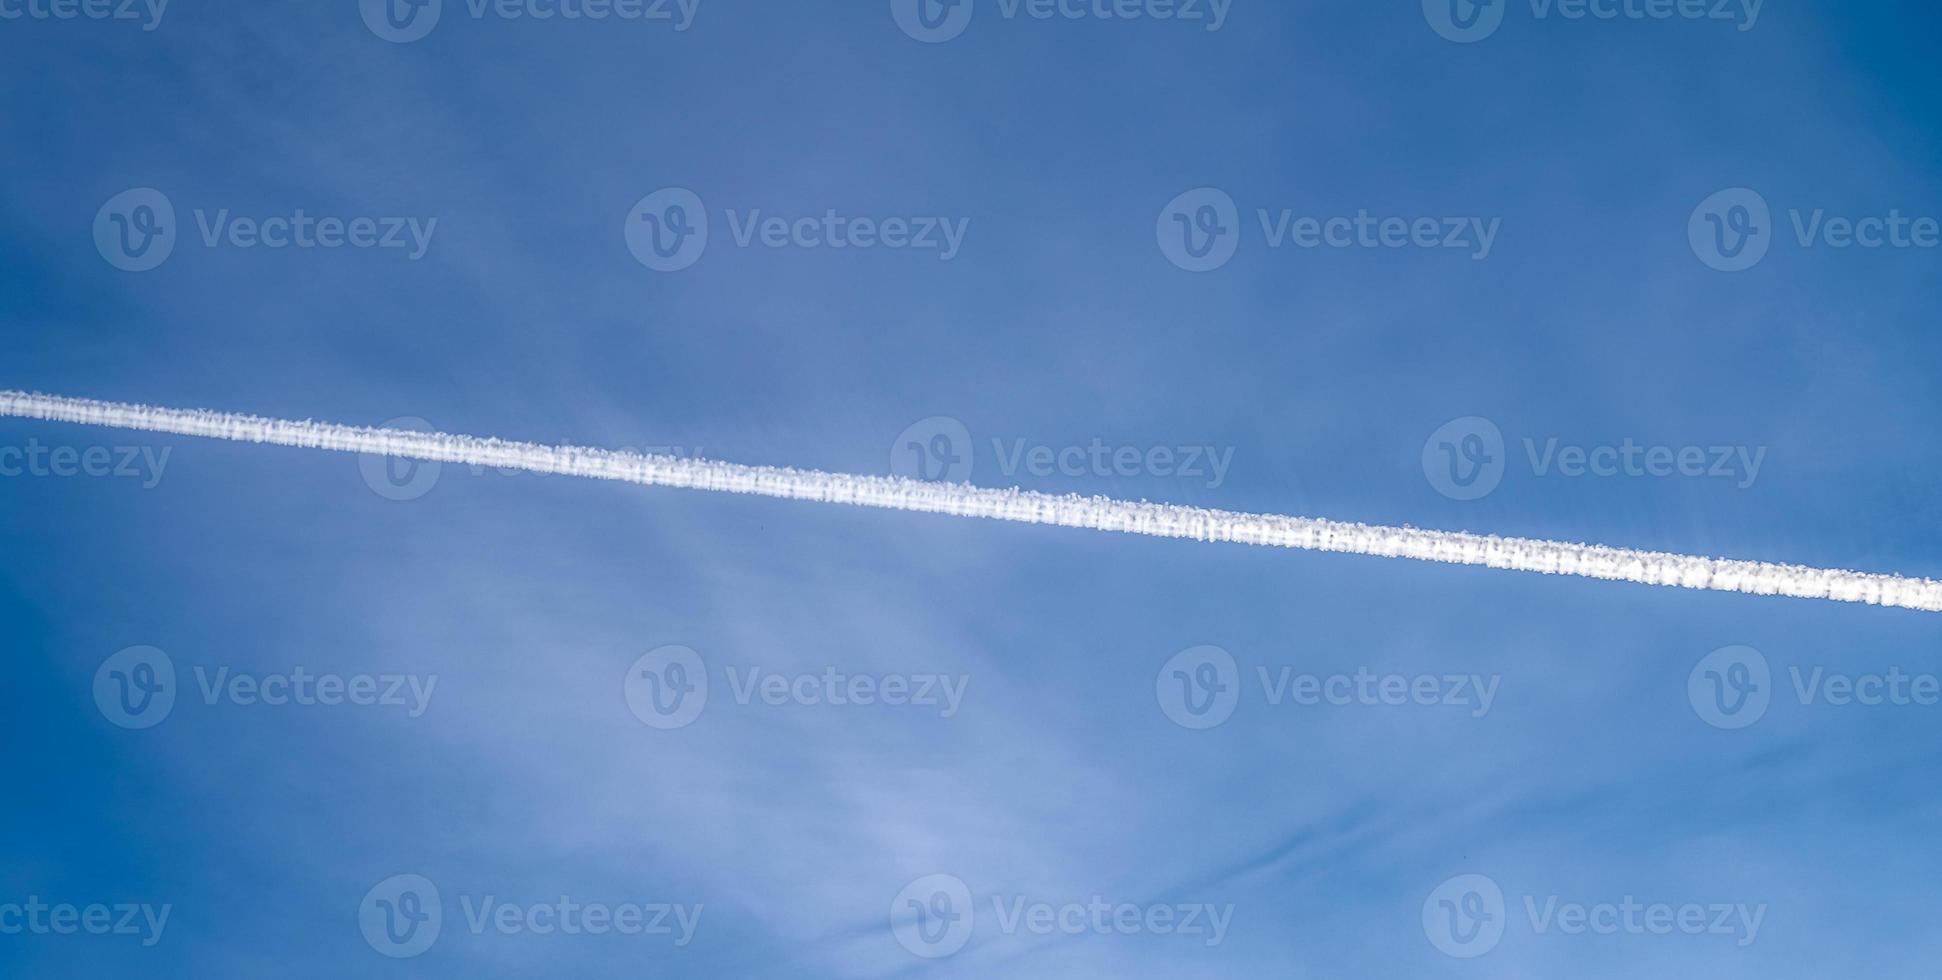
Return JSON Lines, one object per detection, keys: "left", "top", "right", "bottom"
{"left": 5, "top": 389, "right": 1938, "bottom": 613}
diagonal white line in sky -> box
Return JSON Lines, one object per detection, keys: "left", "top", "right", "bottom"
{"left": 4, "top": 389, "right": 1938, "bottom": 613}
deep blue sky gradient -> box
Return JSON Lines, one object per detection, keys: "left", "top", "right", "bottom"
{"left": 4, "top": 1, "right": 1942, "bottom": 976}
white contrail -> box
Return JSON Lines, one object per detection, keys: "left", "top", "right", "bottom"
{"left": 4, "top": 389, "right": 1938, "bottom": 612}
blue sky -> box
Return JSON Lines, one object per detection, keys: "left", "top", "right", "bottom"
{"left": 4, "top": 0, "right": 1942, "bottom": 976}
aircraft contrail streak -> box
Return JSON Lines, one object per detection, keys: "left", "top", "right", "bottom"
{"left": 4, "top": 389, "right": 1937, "bottom": 612}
